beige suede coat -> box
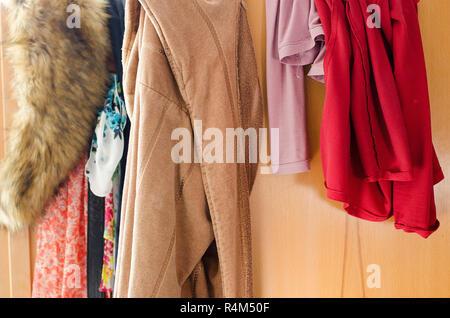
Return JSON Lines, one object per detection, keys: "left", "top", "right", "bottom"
{"left": 115, "top": 0, "right": 263, "bottom": 298}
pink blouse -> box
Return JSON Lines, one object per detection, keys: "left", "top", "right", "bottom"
{"left": 266, "top": 0, "right": 325, "bottom": 174}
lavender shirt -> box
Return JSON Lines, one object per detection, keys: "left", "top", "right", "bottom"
{"left": 266, "top": 0, "right": 325, "bottom": 174}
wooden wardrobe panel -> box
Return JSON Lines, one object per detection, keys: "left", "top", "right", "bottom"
{"left": 250, "top": 173, "right": 348, "bottom": 297}
{"left": 0, "top": 230, "right": 9, "bottom": 297}
{"left": 7, "top": 231, "right": 31, "bottom": 297}
{"left": 0, "top": 5, "right": 32, "bottom": 298}
{"left": 0, "top": 4, "right": 10, "bottom": 299}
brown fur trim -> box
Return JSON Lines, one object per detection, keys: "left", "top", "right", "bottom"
{"left": 0, "top": 0, "right": 110, "bottom": 230}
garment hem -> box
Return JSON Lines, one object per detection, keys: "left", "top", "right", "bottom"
{"left": 279, "top": 38, "right": 319, "bottom": 66}
{"left": 364, "top": 170, "right": 414, "bottom": 183}
{"left": 433, "top": 168, "right": 445, "bottom": 185}
{"left": 271, "top": 160, "right": 310, "bottom": 175}
{"left": 325, "top": 185, "right": 439, "bottom": 238}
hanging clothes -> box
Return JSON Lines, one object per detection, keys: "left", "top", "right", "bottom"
{"left": 99, "top": 167, "right": 121, "bottom": 297}
{"left": 32, "top": 155, "right": 88, "bottom": 298}
{"left": 0, "top": 0, "right": 111, "bottom": 231}
{"left": 86, "top": 74, "right": 127, "bottom": 298}
{"left": 265, "top": 0, "right": 325, "bottom": 175}
{"left": 87, "top": 188, "right": 106, "bottom": 298}
{"left": 107, "top": 0, "right": 129, "bottom": 276}
{"left": 86, "top": 1, "right": 128, "bottom": 299}
{"left": 115, "top": 0, "right": 263, "bottom": 297}
{"left": 108, "top": 0, "right": 126, "bottom": 81}
{"left": 314, "top": 0, "right": 444, "bottom": 237}
{"left": 86, "top": 74, "right": 128, "bottom": 197}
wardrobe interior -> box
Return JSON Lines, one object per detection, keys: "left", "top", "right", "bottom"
{"left": 0, "top": 0, "right": 449, "bottom": 297}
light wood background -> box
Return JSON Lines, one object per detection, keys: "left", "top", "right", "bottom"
{"left": 0, "top": 6, "right": 32, "bottom": 298}
{"left": 0, "top": 0, "right": 449, "bottom": 298}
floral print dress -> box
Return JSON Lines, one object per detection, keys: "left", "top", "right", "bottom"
{"left": 32, "top": 155, "right": 88, "bottom": 298}
{"left": 99, "top": 167, "right": 121, "bottom": 297}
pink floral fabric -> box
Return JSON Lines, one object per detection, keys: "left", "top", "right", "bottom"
{"left": 99, "top": 167, "right": 120, "bottom": 297}
{"left": 32, "top": 155, "right": 88, "bottom": 298}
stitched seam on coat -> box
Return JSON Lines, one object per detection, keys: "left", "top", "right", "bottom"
{"left": 191, "top": 262, "right": 202, "bottom": 297}
{"left": 135, "top": 97, "right": 172, "bottom": 191}
{"left": 191, "top": 0, "right": 240, "bottom": 297}
{"left": 192, "top": 0, "right": 238, "bottom": 124}
{"left": 175, "top": 163, "right": 195, "bottom": 202}
{"left": 235, "top": 2, "right": 245, "bottom": 297}
{"left": 138, "top": 1, "right": 191, "bottom": 115}
{"left": 137, "top": 80, "right": 185, "bottom": 111}
{"left": 198, "top": 163, "right": 224, "bottom": 294}
{"left": 236, "top": 2, "right": 253, "bottom": 297}
{"left": 189, "top": 102, "right": 226, "bottom": 295}
{"left": 151, "top": 226, "right": 176, "bottom": 297}
{"left": 142, "top": 0, "right": 187, "bottom": 92}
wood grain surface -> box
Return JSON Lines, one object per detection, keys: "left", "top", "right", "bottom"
{"left": 0, "top": 0, "right": 448, "bottom": 298}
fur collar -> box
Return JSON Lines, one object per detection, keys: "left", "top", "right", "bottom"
{"left": 0, "top": 0, "right": 110, "bottom": 230}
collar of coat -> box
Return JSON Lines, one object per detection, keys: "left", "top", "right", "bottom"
{"left": 0, "top": 0, "right": 110, "bottom": 230}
